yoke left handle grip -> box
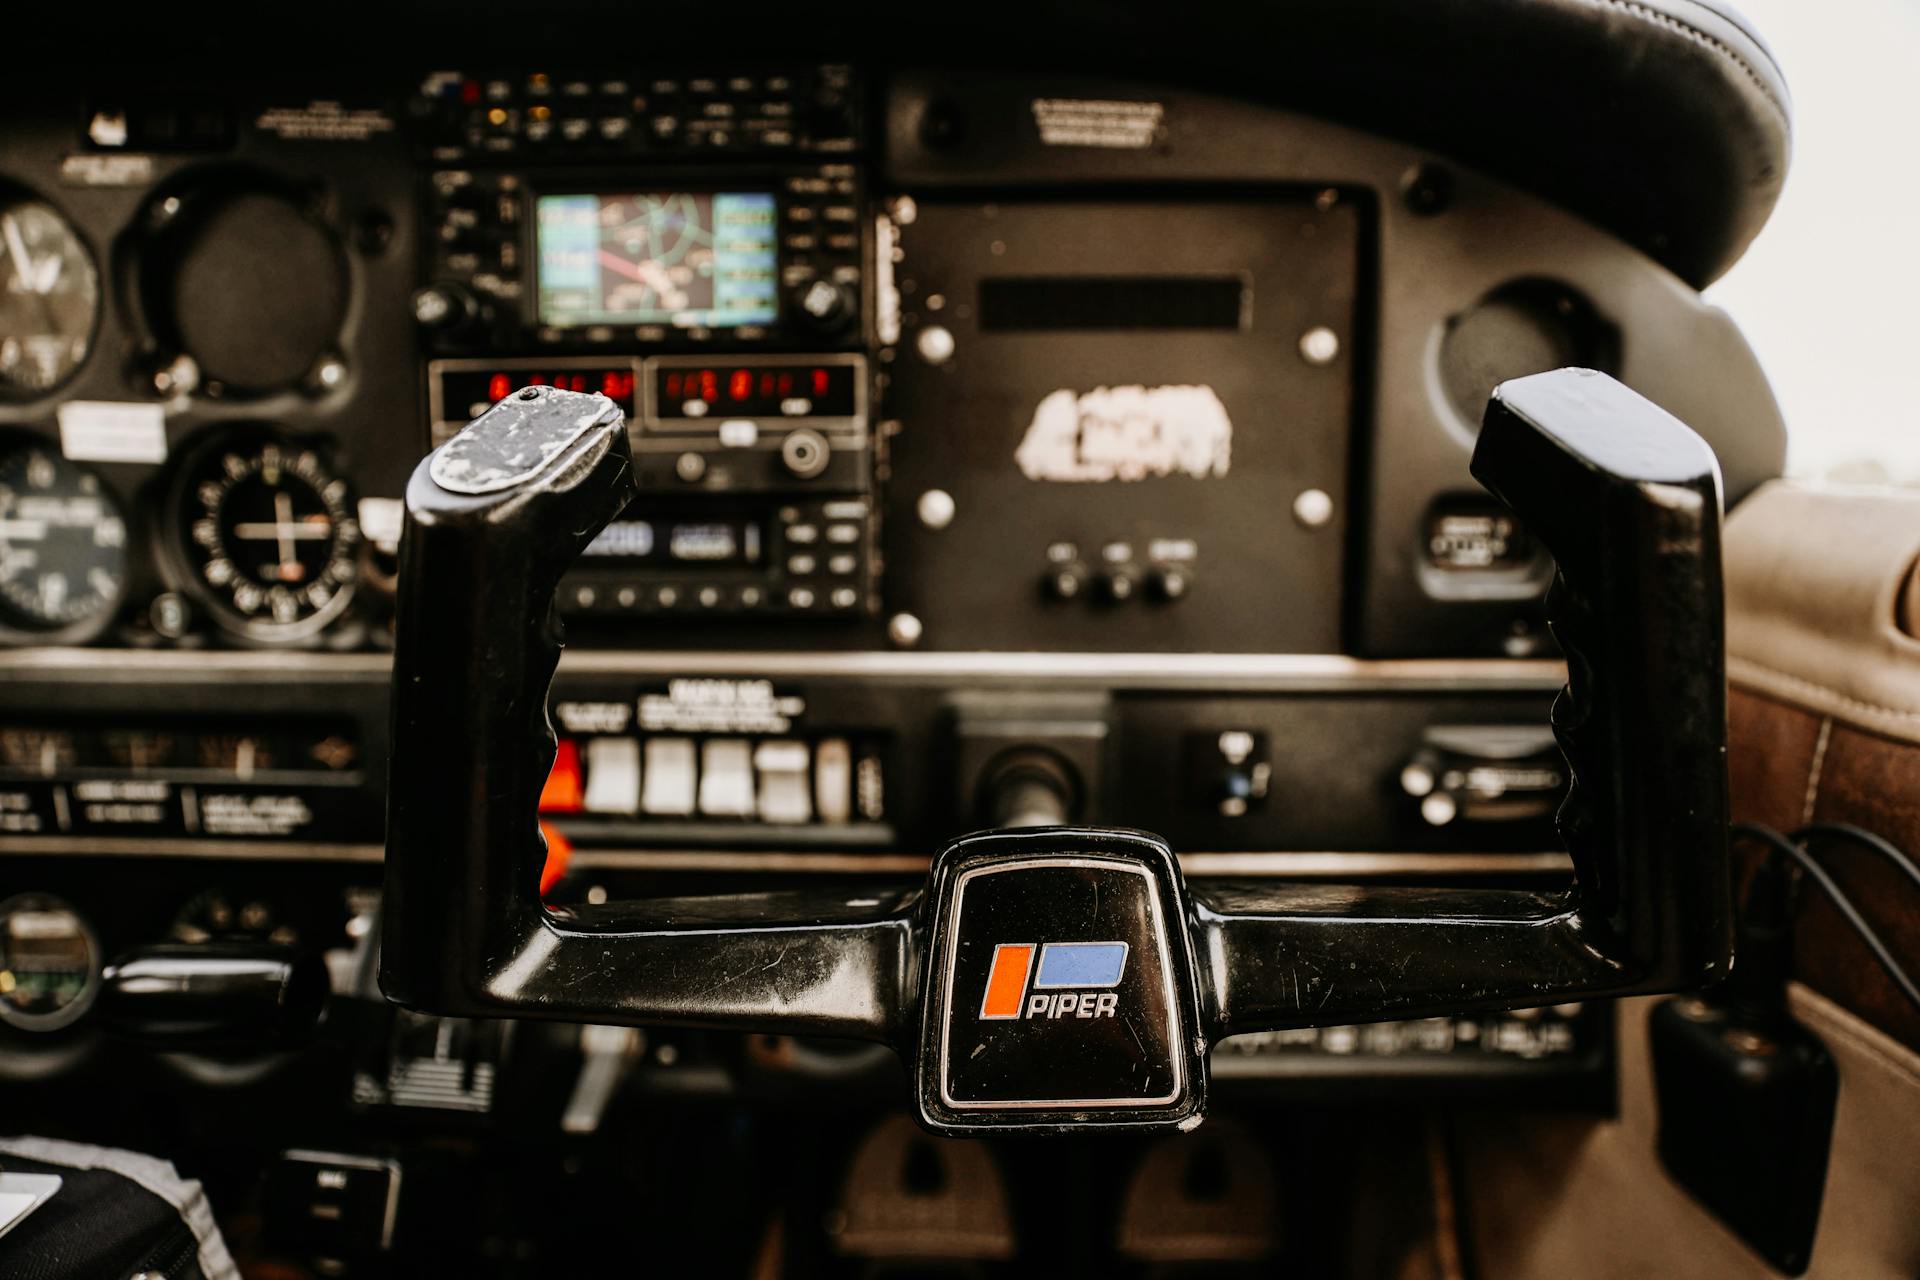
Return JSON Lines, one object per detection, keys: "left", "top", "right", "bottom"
{"left": 381, "top": 387, "right": 633, "bottom": 1013}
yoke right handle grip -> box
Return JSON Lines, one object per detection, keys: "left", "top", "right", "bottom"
{"left": 1472, "top": 368, "right": 1731, "bottom": 985}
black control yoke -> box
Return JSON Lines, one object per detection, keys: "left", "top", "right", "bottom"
{"left": 382, "top": 369, "right": 1731, "bottom": 1134}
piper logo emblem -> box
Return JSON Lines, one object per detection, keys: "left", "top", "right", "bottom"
{"left": 979, "top": 941, "right": 1129, "bottom": 1020}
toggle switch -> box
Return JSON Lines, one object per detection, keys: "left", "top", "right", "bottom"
{"left": 1187, "top": 730, "right": 1271, "bottom": 818}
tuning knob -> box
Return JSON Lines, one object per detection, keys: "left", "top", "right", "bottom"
{"left": 792, "top": 278, "right": 854, "bottom": 333}
{"left": 412, "top": 282, "right": 482, "bottom": 338}
{"left": 1098, "top": 568, "right": 1138, "bottom": 603}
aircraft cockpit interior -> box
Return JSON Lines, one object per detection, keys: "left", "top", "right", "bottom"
{"left": 2, "top": 4, "right": 1917, "bottom": 1276}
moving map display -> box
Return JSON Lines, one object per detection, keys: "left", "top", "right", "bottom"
{"left": 536, "top": 191, "right": 779, "bottom": 329}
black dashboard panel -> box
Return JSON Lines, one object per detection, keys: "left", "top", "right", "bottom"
{"left": 883, "top": 191, "right": 1358, "bottom": 652}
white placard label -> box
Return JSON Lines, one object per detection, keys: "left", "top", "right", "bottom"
{"left": 1015, "top": 385, "right": 1232, "bottom": 483}
{"left": 56, "top": 401, "right": 167, "bottom": 464}
{"left": 639, "top": 679, "right": 806, "bottom": 735}
{"left": 1031, "top": 98, "right": 1165, "bottom": 149}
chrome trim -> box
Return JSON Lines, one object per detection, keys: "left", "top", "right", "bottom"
{"left": 0, "top": 647, "right": 1566, "bottom": 692}
{"left": 571, "top": 849, "right": 929, "bottom": 873}
{"left": 0, "top": 836, "right": 386, "bottom": 862}
{"left": 0, "top": 839, "right": 1570, "bottom": 878}
{"left": 1178, "top": 851, "right": 1572, "bottom": 876}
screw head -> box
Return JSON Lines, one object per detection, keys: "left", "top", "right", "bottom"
{"left": 916, "top": 324, "right": 956, "bottom": 365}
{"left": 916, "top": 488, "right": 956, "bottom": 530}
{"left": 1298, "top": 326, "right": 1340, "bottom": 366}
{"left": 887, "top": 612, "right": 923, "bottom": 648}
{"left": 1293, "top": 488, "right": 1335, "bottom": 527}
{"left": 1401, "top": 163, "right": 1455, "bottom": 216}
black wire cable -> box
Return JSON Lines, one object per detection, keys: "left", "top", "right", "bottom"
{"left": 1730, "top": 822, "right": 1920, "bottom": 1018}
{"left": 1791, "top": 821, "right": 1920, "bottom": 896}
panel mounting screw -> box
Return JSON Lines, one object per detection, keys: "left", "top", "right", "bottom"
{"left": 1298, "top": 326, "right": 1340, "bottom": 366}
{"left": 888, "top": 612, "right": 923, "bottom": 648}
{"left": 917, "top": 324, "right": 956, "bottom": 365}
{"left": 916, "top": 488, "right": 956, "bottom": 530}
{"left": 1293, "top": 488, "right": 1334, "bottom": 528}
{"left": 313, "top": 356, "right": 348, "bottom": 391}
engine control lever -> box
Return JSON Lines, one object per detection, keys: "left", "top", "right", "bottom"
{"left": 382, "top": 371, "right": 1730, "bottom": 1135}
{"left": 98, "top": 944, "right": 328, "bottom": 1049}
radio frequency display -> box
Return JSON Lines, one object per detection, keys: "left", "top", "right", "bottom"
{"left": 536, "top": 192, "right": 779, "bottom": 329}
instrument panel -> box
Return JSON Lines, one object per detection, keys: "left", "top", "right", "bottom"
{"left": 0, "top": 60, "right": 1784, "bottom": 1115}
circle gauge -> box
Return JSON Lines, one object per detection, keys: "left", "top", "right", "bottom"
{"left": 0, "top": 197, "right": 99, "bottom": 396}
{"left": 0, "top": 441, "right": 128, "bottom": 641}
{"left": 169, "top": 430, "right": 360, "bottom": 642}
{"left": 0, "top": 894, "right": 101, "bottom": 1032}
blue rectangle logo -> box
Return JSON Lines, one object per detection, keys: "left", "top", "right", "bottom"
{"left": 1032, "top": 941, "right": 1129, "bottom": 990}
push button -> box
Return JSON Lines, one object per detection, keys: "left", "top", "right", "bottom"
{"left": 698, "top": 740, "right": 754, "bottom": 817}
{"left": 754, "top": 740, "right": 812, "bottom": 824}
{"left": 640, "top": 739, "right": 695, "bottom": 816}
{"left": 582, "top": 738, "right": 640, "bottom": 815}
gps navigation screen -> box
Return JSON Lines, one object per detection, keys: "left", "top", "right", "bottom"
{"left": 535, "top": 191, "right": 780, "bottom": 329}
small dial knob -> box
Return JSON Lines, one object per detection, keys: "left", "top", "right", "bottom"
{"left": 412, "top": 282, "right": 481, "bottom": 336}
{"left": 1043, "top": 564, "right": 1086, "bottom": 601}
{"left": 780, "top": 428, "right": 831, "bottom": 480}
{"left": 793, "top": 279, "right": 853, "bottom": 333}
{"left": 1149, "top": 567, "right": 1191, "bottom": 601}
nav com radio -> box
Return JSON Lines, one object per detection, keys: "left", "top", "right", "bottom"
{"left": 428, "top": 353, "right": 875, "bottom": 622}
{"left": 417, "top": 164, "right": 864, "bottom": 353}
{"left": 533, "top": 190, "right": 780, "bottom": 331}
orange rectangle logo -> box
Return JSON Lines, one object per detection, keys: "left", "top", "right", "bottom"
{"left": 979, "top": 943, "right": 1035, "bottom": 1019}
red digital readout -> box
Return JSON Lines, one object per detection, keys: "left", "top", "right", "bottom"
{"left": 662, "top": 366, "right": 841, "bottom": 411}
{"left": 481, "top": 369, "right": 636, "bottom": 406}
